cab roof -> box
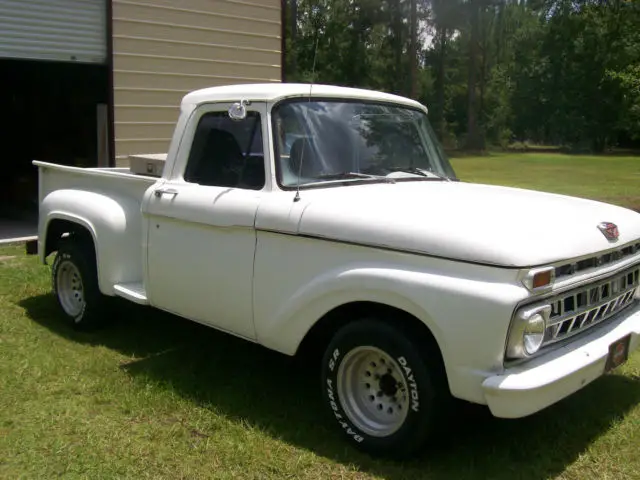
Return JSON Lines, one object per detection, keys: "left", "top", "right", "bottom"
{"left": 181, "top": 83, "right": 427, "bottom": 111}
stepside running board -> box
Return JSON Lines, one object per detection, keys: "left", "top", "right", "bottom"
{"left": 113, "top": 282, "right": 149, "bottom": 305}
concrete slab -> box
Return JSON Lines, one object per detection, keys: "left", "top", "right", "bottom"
{"left": 0, "top": 219, "right": 38, "bottom": 245}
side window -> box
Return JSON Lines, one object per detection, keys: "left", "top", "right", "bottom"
{"left": 184, "top": 111, "right": 265, "bottom": 190}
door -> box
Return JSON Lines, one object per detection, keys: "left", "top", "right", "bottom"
{"left": 0, "top": 0, "right": 107, "bottom": 64}
{"left": 143, "top": 102, "right": 268, "bottom": 340}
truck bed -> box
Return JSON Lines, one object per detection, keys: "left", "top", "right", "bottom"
{"left": 34, "top": 160, "right": 159, "bottom": 206}
{"left": 33, "top": 160, "right": 160, "bottom": 295}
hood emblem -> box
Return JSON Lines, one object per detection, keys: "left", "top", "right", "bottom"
{"left": 598, "top": 222, "right": 619, "bottom": 241}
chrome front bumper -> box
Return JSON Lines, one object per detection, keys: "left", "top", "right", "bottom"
{"left": 482, "top": 301, "right": 640, "bottom": 418}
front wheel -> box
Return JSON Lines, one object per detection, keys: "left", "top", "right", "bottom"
{"left": 321, "top": 318, "right": 445, "bottom": 458}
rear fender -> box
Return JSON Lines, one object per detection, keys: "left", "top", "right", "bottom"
{"left": 39, "top": 189, "right": 144, "bottom": 295}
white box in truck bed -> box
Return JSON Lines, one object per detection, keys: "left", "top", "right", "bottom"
{"left": 128, "top": 153, "right": 167, "bottom": 177}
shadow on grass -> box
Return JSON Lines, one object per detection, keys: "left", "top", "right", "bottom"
{"left": 20, "top": 293, "right": 640, "bottom": 480}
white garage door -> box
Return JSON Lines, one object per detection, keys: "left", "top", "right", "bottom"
{"left": 0, "top": 0, "right": 107, "bottom": 64}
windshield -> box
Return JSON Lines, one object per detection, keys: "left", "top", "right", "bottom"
{"left": 272, "top": 99, "right": 457, "bottom": 188}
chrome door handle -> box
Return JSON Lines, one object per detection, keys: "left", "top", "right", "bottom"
{"left": 154, "top": 188, "right": 178, "bottom": 198}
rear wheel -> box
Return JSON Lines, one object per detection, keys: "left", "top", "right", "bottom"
{"left": 51, "top": 236, "right": 107, "bottom": 329}
{"left": 321, "top": 318, "right": 446, "bottom": 458}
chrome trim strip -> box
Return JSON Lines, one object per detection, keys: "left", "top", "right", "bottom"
{"left": 554, "top": 238, "right": 640, "bottom": 268}
{"left": 553, "top": 239, "right": 640, "bottom": 281}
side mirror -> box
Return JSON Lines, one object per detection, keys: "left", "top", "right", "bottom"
{"left": 228, "top": 99, "right": 251, "bottom": 121}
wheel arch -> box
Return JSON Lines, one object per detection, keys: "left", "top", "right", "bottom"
{"left": 42, "top": 214, "right": 102, "bottom": 289}
{"left": 42, "top": 214, "right": 98, "bottom": 261}
{"left": 295, "top": 301, "right": 450, "bottom": 394}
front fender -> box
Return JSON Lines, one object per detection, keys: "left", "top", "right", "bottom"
{"left": 256, "top": 265, "right": 445, "bottom": 356}
{"left": 254, "top": 259, "right": 527, "bottom": 404}
{"left": 40, "top": 189, "right": 144, "bottom": 295}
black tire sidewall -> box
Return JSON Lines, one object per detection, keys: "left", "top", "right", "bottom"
{"left": 321, "top": 319, "right": 437, "bottom": 457}
{"left": 51, "top": 239, "right": 102, "bottom": 328}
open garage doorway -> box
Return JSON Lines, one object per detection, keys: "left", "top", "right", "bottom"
{"left": 0, "top": 58, "right": 109, "bottom": 242}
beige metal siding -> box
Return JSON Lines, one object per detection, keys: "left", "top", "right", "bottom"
{"left": 112, "top": 0, "right": 282, "bottom": 163}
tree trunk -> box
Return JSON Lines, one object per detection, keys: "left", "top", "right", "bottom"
{"left": 465, "top": 1, "right": 483, "bottom": 151}
{"left": 392, "top": 0, "right": 404, "bottom": 95}
{"left": 435, "top": 27, "right": 447, "bottom": 139}
{"left": 409, "top": 0, "right": 418, "bottom": 99}
{"left": 289, "top": 0, "right": 297, "bottom": 79}
{"left": 479, "top": 10, "right": 487, "bottom": 125}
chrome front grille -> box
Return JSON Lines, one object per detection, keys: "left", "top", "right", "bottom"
{"left": 555, "top": 241, "right": 640, "bottom": 279}
{"left": 543, "top": 265, "right": 640, "bottom": 346}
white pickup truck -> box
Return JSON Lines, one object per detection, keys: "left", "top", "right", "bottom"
{"left": 34, "top": 83, "right": 640, "bottom": 457}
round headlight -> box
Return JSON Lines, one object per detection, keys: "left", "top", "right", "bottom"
{"left": 523, "top": 313, "right": 546, "bottom": 355}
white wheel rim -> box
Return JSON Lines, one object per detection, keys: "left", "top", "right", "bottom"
{"left": 336, "top": 346, "right": 410, "bottom": 437}
{"left": 56, "top": 260, "right": 85, "bottom": 318}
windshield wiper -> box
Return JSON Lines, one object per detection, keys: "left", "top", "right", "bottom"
{"left": 313, "top": 172, "right": 396, "bottom": 183}
{"left": 385, "top": 167, "right": 450, "bottom": 181}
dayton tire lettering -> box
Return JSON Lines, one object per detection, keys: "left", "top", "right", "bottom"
{"left": 326, "top": 378, "right": 364, "bottom": 443}
{"left": 397, "top": 356, "right": 420, "bottom": 412}
{"left": 328, "top": 348, "right": 340, "bottom": 372}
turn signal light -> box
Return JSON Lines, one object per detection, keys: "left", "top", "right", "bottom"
{"left": 533, "top": 270, "right": 553, "bottom": 289}
{"left": 522, "top": 266, "right": 555, "bottom": 292}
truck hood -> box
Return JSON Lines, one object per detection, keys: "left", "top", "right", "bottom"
{"left": 274, "top": 181, "right": 640, "bottom": 267}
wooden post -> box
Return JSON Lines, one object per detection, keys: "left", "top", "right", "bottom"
{"left": 97, "top": 103, "right": 110, "bottom": 168}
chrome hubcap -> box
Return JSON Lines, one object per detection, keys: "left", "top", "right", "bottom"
{"left": 56, "top": 260, "right": 85, "bottom": 318}
{"left": 337, "top": 346, "right": 410, "bottom": 437}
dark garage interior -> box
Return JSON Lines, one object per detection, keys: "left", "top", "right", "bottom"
{"left": 0, "top": 58, "right": 109, "bottom": 240}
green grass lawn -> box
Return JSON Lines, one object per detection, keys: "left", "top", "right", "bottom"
{"left": 451, "top": 152, "right": 640, "bottom": 211}
{"left": 1, "top": 153, "right": 640, "bottom": 478}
